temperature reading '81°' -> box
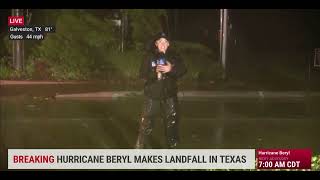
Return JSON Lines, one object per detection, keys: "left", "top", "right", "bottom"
{"left": 45, "top": 26, "right": 53, "bottom": 32}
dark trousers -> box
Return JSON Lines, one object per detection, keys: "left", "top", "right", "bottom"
{"left": 136, "top": 96, "right": 180, "bottom": 149}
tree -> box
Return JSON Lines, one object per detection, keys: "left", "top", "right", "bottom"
{"left": 12, "top": 9, "right": 24, "bottom": 71}
{"left": 124, "top": 9, "right": 167, "bottom": 51}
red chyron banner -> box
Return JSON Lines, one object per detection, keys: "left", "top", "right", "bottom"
{"left": 8, "top": 16, "right": 24, "bottom": 26}
{"left": 257, "top": 149, "right": 312, "bottom": 169}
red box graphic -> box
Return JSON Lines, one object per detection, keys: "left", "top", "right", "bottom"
{"left": 256, "top": 149, "right": 312, "bottom": 169}
{"left": 8, "top": 16, "right": 25, "bottom": 26}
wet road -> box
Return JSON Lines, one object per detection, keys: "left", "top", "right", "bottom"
{"left": 1, "top": 95, "right": 320, "bottom": 170}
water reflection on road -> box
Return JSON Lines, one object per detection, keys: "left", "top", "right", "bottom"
{"left": 1, "top": 95, "right": 320, "bottom": 169}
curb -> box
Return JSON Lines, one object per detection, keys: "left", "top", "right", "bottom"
{"left": 54, "top": 91, "right": 320, "bottom": 100}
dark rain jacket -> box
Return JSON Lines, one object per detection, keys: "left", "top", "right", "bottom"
{"left": 139, "top": 50, "right": 187, "bottom": 99}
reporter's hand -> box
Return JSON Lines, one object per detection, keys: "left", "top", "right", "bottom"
{"left": 156, "top": 61, "right": 173, "bottom": 73}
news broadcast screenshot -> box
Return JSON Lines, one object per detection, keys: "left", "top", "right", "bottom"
{"left": 0, "top": 9, "right": 320, "bottom": 171}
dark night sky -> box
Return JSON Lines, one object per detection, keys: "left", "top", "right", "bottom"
{"left": 232, "top": 9, "right": 320, "bottom": 50}
{"left": 173, "top": 9, "right": 320, "bottom": 51}
{"left": 170, "top": 9, "right": 320, "bottom": 81}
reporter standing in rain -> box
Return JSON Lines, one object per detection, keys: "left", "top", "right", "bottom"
{"left": 136, "top": 32, "right": 187, "bottom": 149}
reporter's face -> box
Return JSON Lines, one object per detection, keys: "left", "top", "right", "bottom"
{"left": 155, "top": 38, "right": 169, "bottom": 53}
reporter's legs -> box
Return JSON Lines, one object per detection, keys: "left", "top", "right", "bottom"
{"left": 136, "top": 97, "right": 159, "bottom": 149}
{"left": 161, "top": 96, "right": 180, "bottom": 148}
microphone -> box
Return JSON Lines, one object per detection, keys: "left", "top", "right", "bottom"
{"left": 157, "top": 53, "right": 165, "bottom": 80}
